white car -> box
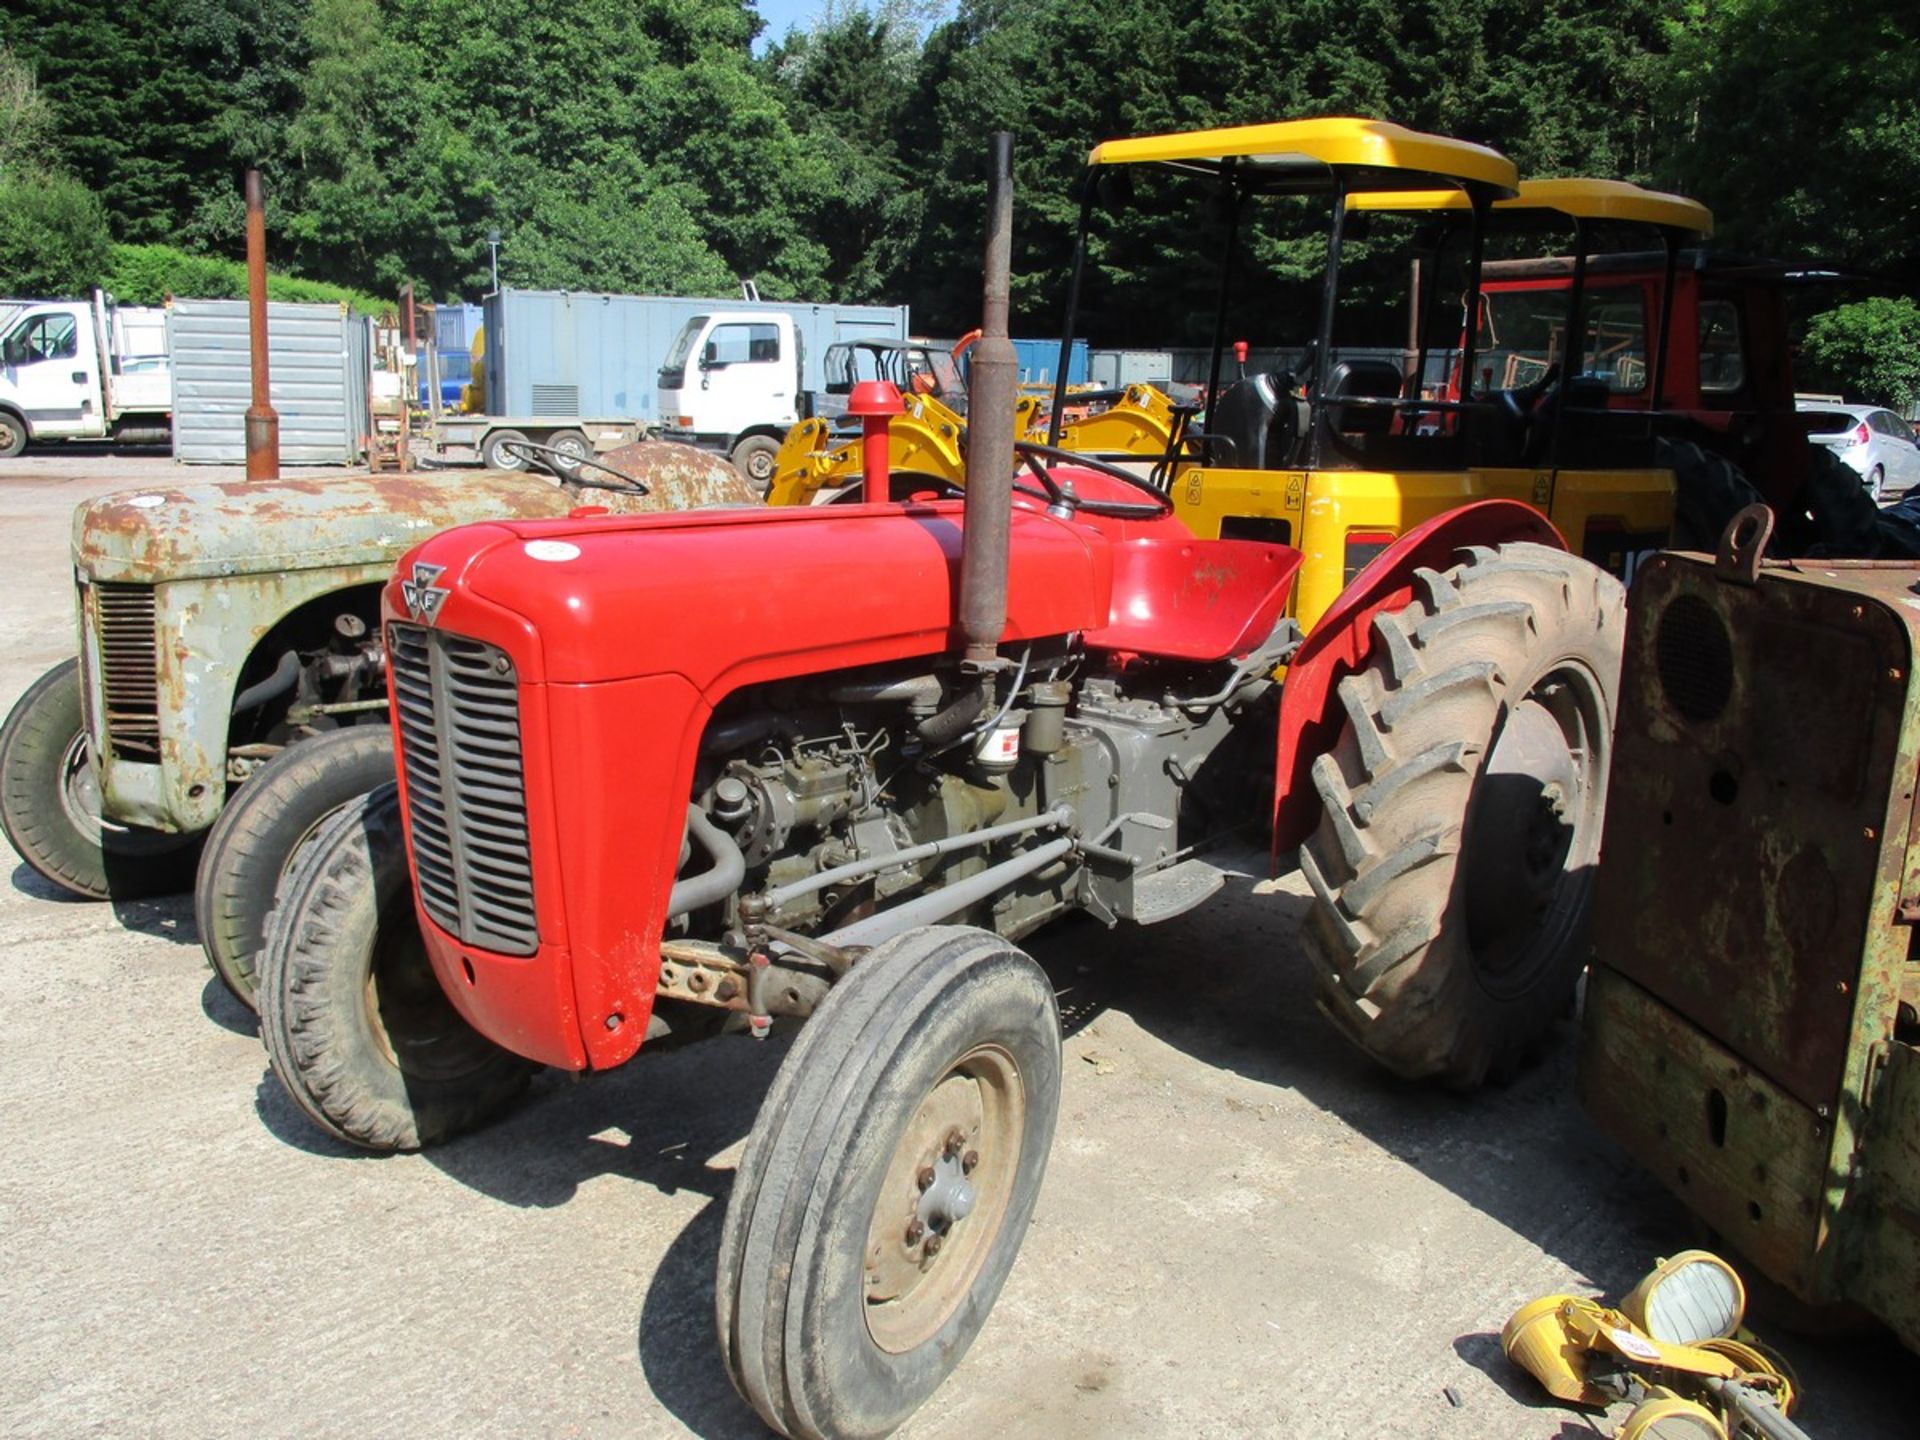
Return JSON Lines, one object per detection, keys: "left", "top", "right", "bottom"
{"left": 1797, "top": 400, "right": 1920, "bottom": 501}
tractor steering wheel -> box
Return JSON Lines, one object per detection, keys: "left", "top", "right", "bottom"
{"left": 1010, "top": 441, "right": 1175, "bottom": 519}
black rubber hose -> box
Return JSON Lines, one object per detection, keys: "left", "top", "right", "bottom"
{"left": 230, "top": 650, "right": 301, "bottom": 716}
{"left": 916, "top": 678, "right": 991, "bottom": 749}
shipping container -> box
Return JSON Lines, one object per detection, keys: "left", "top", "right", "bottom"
{"left": 1011, "top": 337, "right": 1087, "bottom": 387}
{"left": 168, "top": 300, "right": 370, "bottom": 466}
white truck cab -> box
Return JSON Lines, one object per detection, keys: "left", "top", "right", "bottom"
{"left": 0, "top": 293, "right": 171, "bottom": 457}
{"left": 657, "top": 311, "right": 805, "bottom": 488}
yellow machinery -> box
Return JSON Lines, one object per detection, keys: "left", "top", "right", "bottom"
{"left": 778, "top": 121, "right": 1715, "bottom": 637}
{"left": 1504, "top": 1250, "right": 1811, "bottom": 1439}
{"left": 1050, "top": 120, "right": 1714, "bottom": 628}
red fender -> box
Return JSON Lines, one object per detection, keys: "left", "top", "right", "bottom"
{"left": 1270, "top": 499, "right": 1564, "bottom": 854}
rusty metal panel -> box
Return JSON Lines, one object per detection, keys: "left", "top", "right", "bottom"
{"left": 1581, "top": 967, "right": 1833, "bottom": 1296}
{"left": 1594, "top": 553, "right": 1913, "bottom": 1113}
{"left": 1849, "top": 1039, "right": 1920, "bottom": 1349}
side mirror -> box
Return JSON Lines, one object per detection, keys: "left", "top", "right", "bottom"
{"left": 701, "top": 340, "right": 721, "bottom": 370}
{"left": 1, "top": 336, "right": 22, "bottom": 367}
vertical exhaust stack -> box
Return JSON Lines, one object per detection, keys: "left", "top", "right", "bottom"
{"left": 958, "top": 132, "right": 1019, "bottom": 666}
{"left": 244, "top": 169, "right": 280, "bottom": 480}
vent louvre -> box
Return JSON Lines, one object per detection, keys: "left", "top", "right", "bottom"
{"left": 529, "top": 383, "right": 579, "bottom": 417}
{"left": 388, "top": 623, "right": 538, "bottom": 955}
{"left": 94, "top": 583, "right": 161, "bottom": 761}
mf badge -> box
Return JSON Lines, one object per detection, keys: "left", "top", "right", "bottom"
{"left": 401, "top": 562, "right": 449, "bottom": 625}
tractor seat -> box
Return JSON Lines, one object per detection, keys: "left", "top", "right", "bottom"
{"left": 1087, "top": 536, "right": 1303, "bottom": 662}
{"left": 1208, "top": 373, "right": 1306, "bottom": 470}
{"left": 1323, "top": 358, "right": 1404, "bottom": 434}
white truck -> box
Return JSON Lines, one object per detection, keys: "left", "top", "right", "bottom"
{"left": 0, "top": 292, "right": 171, "bottom": 457}
{"left": 656, "top": 304, "right": 910, "bottom": 489}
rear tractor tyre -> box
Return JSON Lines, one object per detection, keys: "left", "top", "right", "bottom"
{"left": 1299, "top": 543, "right": 1625, "bottom": 1088}
{"left": 1659, "top": 438, "right": 1764, "bottom": 552}
{"left": 1791, "top": 446, "right": 1881, "bottom": 556}
{"left": 718, "top": 926, "right": 1061, "bottom": 1440}
{"left": 195, "top": 724, "right": 396, "bottom": 1012}
{"left": 730, "top": 434, "right": 781, "bottom": 496}
{"left": 257, "top": 783, "right": 535, "bottom": 1151}
{"left": 0, "top": 657, "right": 201, "bottom": 899}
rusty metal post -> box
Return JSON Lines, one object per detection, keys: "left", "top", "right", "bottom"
{"left": 958, "top": 132, "right": 1019, "bottom": 665}
{"left": 244, "top": 170, "right": 280, "bottom": 479}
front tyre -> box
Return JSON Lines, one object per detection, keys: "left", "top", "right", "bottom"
{"left": 718, "top": 926, "right": 1061, "bottom": 1440}
{"left": 730, "top": 434, "right": 781, "bottom": 495}
{"left": 0, "top": 658, "right": 201, "bottom": 899}
{"left": 195, "top": 724, "right": 397, "bottom": 1011}
{"left": 257, "top": 784, "right": 535, "bottom": 1150}
{"left": 1299, "top": 544, "right": 1625, "bottom": 1087}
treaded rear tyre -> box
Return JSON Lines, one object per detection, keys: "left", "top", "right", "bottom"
{"left": 1792, "top": 446, "right": 1881, "bottom": 556}
{"left": 0, "top": 657, "right": 201, "bottom": 899}
{"left": 257, "top": 783, "right": 535, "bottom": 1151}
{"left": 718, "top": 926, "right": 1061, "bottom": 1440}
{"left": 1659, "top": 438, "right": 1764, "bottom": 552}
{"left": 195, "top": 725, "right": 396, "bottom": 1012}
{"left": 1298, "top": 544, "right": 1624, "bottom": 1087}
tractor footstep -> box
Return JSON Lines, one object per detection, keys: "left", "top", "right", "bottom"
{"left": 1132, "top": 858, "right": 1226, "bottom": 925}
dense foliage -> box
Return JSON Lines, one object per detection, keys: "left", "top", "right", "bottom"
{"left": 1803, "top": 299, "right": 1920, "bottom": 414}
{"left": 1, "top": 0, "right": 1914, "bottom": 394}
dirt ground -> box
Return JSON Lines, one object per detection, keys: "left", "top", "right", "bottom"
{"left": 0, "top": 449, "right": 1908, "bottom": 1439}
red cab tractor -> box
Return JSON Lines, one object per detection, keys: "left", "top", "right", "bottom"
{"left": 261, "top": 130, "right": 1625, "bottom": 1437}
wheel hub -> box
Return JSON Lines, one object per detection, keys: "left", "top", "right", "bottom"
{"left": 863, "top": 1044, "right": 1022, "bottom": 1354}
{"left": 58, "top": 733, "right": 104, "bottom": 843}
{"left": 1462, "top": 672, "right": 1601, "bottom": 995}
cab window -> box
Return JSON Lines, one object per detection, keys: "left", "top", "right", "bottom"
{"left": 1698, "top": 301, "right": 1745, "bottom": 394}
{"left": 1582, "top": 293, "right": 1647, "bottom": 394}
{"left": 7, "top": 313, "right": 78, "bottom": 364}
{"left": 709, "top": 323, "right": 779, "bottom": 366}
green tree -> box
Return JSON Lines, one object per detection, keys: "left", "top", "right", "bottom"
{"left": 1803, "top": 297, "right": 1920, "bottom": 411}
{"left": 1657, "top": 0, "right": 1920, "bottom": 279}
{"left": 0, "top": 45, "right": 60, "bottom": 179}
{"left": 0, "top": 170, "right": 111, "bottom": 296}
{"left": 508, "top": 179, "right": 737, "bottom": 294}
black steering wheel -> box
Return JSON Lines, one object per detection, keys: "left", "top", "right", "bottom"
{"left": 1010, "top": 441, "right": 1175, "bottom": 519}
{"left": 497, "top": 438, "right": 651, "bottom": 496}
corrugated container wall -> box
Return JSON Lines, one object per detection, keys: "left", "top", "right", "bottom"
{"left": 168, "top": 300, "right": 369, "bottom": 465}
{"left": 1011, "top": 338, "right": 1088, "bottom": 387}
{"left": 483, "top": 289, "right": 908, "bottom": 422}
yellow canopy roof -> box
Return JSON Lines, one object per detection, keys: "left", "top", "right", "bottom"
{"left": 1349, "top": 177, "right": 1713, "bottom": 234}
{"left": 1087, "top": 117, "right": 1518, "bottom": 197}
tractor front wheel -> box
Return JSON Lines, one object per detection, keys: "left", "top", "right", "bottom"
{"left": 718, "top": 926, "right": 1061, "bottom": 1440}
{"left": 0, "top": 657, "right": 202, "bottom": 899}
{"left": 195, "top": 724, "right": 396, "bottom": 1011}
{"left": 1299, "top": 544, "right": 1625, "bottom": 1087}
{"left": 257, "top": 783, "right": 535, "bottom": 1150}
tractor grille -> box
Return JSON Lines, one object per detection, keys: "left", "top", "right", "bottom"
{"left": 388, "top": 623, "right": 538, "bottom": 956}
{"left": 94, "top": 583, "right": 161, "bottom": 761}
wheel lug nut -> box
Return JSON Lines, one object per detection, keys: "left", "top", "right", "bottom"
{"left": 905, "top": 1219, "right": 925, "bottom": 1244}
{"left": 924, "top": 1233, "right": 943, "bottom": 1257}
{"left": 962, "top": 1149, "right": 979, "bottom": 1173}
{"left": 943, "top": 1127, "right": 965, "bottom": 1157}
{"left": 916, "top": 1165, "right": 936, "bottom": 1191}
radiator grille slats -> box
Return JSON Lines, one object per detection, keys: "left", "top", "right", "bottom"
{"left": 388, "top": 623, "right": 538, "bottom": 956}
{"left": 94, "top": 584, "right": 161, "bottom": 761}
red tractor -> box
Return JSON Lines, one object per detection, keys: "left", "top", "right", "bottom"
{"left": 260, "top": 125, "right": 1627, "bottom": 1437}
{"left": 1477, "top": 249, "right": 1885, "bottom": 557}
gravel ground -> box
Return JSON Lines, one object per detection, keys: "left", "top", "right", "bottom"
{"left": 0, "top": 450, "right": 1908, "bottom": 1439}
